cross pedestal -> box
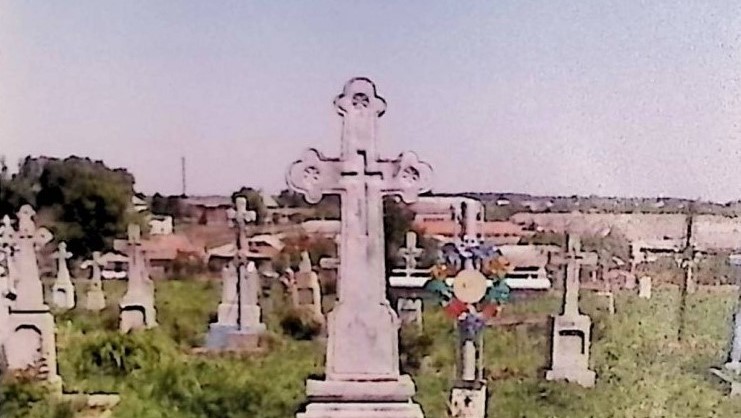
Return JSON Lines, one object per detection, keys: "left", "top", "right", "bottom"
{"left": 288, "top": 78, "right": 432, "bottom": 418}
{"left": 119, "top": 225, "right": 158, "bottom": 332}
{"left": 51, "top": 241, "right": 76, "bottom": 310}
{"left": 546, "top": 235, "right": 596, "bottom": 387}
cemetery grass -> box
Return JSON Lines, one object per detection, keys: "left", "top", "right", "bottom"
{"left": 4, "top": 279, "right": 741, "bottom": 417}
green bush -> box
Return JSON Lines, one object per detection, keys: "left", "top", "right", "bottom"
{"left": 280, "top": 306, "right": 323, "bottom": 340}
{"left": 0, "top": 374, "right": 75, "bottom": 418}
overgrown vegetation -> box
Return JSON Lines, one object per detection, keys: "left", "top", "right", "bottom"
{"left": 11, "top": 276, "right": 741, "bottom": 417}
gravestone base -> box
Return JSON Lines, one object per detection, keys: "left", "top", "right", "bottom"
{"left": 52, "top": 283, "right": 76, "bottom": 310}
{"left": 5, "top": 310, "right": 59, "bottom": 381}
{"left": 298, "top": 402, "right": 424, "bottom": 418}
{"left": 546, "top": 314, "right": 596, "bottom": 388}
{"left": 449, "top": 384, "right": 487, "bottom": 418}
{"left": 306, "top": 375, "right": 417, "bottom": 402}
{"left": 119, "top": 303, "right": 158, "bottom": 333}
{"left": 205, "top": 323, "right": 265, "bottom": 351}
{"left": 85, "top": 289, "right": 106, "bottom": 311}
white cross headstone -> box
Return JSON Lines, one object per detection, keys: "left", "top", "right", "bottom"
{"left": 546, "top": 234, "right": 596, "bottom": 387}
{"left": 51, "top": 241, "right": 76, "bottom": 310}
{"left": 7, "top": 206, "right": 52, "bottom": 311}
{"left": 82, "top": 251, "right": 107, "bottom": 311}
{"left": 1, "top": 206, "right": 59, "bottom": 382}
{"left": 206, "top": 197, "right": 264, "bottom": 350}
{"left": 119, "top": 224, "right": 158, "bottom": 332}
{"left": 287, "top": 78, "right": 432, "bottom": 418}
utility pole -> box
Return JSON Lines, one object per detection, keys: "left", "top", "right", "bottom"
{"left": 181, "top": 156, "right": 187, "bottom": 197}
{"left": 677, "top": 201, "right": 695, "bottom": 342}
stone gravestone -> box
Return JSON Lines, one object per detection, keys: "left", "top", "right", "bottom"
{"left": 206, "top": 197, "right": 265, "bottom": 350}
{"left": 287, "top": 78, "right": 432, "bottom": 418}
{"left": 394, "top": 231, "right": 425, "bottom": 328}
{"left": 295, "top": 251, "right": 324, "bottom": 322}
{"left": 711, "top": 254, "right": 741, "bottom": 396}
{"left": 81, "top": 251, "right": 107, "bottom": 311}
{"left": 119, "top": 224, "right": 158, "bottom": 332}
{"left": 545, "top": 234, "right": 596, "bottom": 387}
{"left": 51, "top": 241, "right": 76, "bottom": 310}
{"left": 0, "top": 206, "right": 59, "bottom": 382}
{"left": 638, "top": 276, "right": 652, "bottom": 299}
{"left": 0, "top": 226, "right": 15, "bottom": 366}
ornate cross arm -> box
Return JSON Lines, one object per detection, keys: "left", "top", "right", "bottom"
{"left": 378, "top": 152, "right": 433, "bottom": 203}
{"left": 286, "top": 149, "right": 343, "bottom": 204}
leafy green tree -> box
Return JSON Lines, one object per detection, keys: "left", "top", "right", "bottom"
{"left": 32, "top": 156, "right": 136, "bottom": 257}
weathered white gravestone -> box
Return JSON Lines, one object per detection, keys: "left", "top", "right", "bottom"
{"left": 394, "top": 231, "right": 425, "bottom": 328}
{"left": 545, "top": 234, "right": 596, "bottom": 387}
{"left": 1, "top": 206, "right": 59, "bottom": 382}
{"left": 638, "top": 276, "right": 652, "bottom": 299}
{"left": 294, "top": 251, "right": 324, "bottom": 321}
{"left": 287, "top": 78, "right": 432, "bottom": 418}
{"left": 81, "top": 251, "right": 107, "bottom": 311}
{"left": 0, "top": 221, "right": 16, "bottom": 365}
{"left": 206, "top": 197, "right": 264, "bottom": 350}
{"left": 710, "top": 254, "right": 741, "bottom": 396}
{"left": 119, "top": 224, "right": 158, "bottom": 332}
{"left": 51, "top": 241, "right": 76, "bottom": 310}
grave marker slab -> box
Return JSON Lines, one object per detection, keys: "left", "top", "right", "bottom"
{"left": 81, "top": 251, "right": 107, "bottom": 311}
{"left": 119, "top": 224, "right": 158, "bottom": 332}
{"left": 545, "top": 235, "right": 596, "bottom": 387}
{"left": 51, "top": 242, "right": 76, "bottom": 310}
{"left": 206, "top": 197, "right": 265, "bottom": 350}
{"left": 1, "top": 206, "right": 59, "bottom": 382}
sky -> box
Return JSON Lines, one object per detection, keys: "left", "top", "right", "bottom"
{"left": 1, "top": 1, "right": 740, "bottom": 201}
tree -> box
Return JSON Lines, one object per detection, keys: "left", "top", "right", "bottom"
{"left": 231, "top": 187, "right": 267, "bottom": 224}
{"left": 30, "top": 156, "right": 136, "bottom": 257}
{"left": 150, "top": 193, "right": 184, "bottom": 219}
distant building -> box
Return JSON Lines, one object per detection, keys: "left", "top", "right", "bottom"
{"left": 131, "top": 194, "right": 148, "bottom": 213}
{"left": 409, "top": 196, "right": 484, "bottom": 223}
{"left": 114, "top": 233, "right": 205, "bottom": 277}
{"left": 181, "top": 195, "right": 232, "bottom": 226}
{"left": 301, "top": 220, "right": 341, "bottom": 238}
{"left": 206, "top": 233, "right": 285, "bottom": 270}
{"left": 416, "top": 220, "right": 529, "bottom": 245}
{"left": 149, "top": 215, "right": 174, "bottom": 235}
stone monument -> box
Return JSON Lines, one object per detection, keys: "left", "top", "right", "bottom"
{"left": 545, "top": 234, "right": 596, "bottom": 387}
{"left": 0, "top": 206, "right": 59, "bottom": 382}
{"left": 711, "top": 254, "right": 741, "bottom": 396}
{"left": 51, "top": 241, "right": 76, "bottom": 310}
{"left": 638, "top": 276, "right": 652, "bottom": 299}
{"left": 294, "top": 251, "right": 324, "bottom": 321}
{"left": 287, "top": 78, "right": 433, "bottom": 418}
{"left": 119, "top": 224, "right": 158, "bottom": 332}
{"left": 394, "top": 231, "right": 425, "bottom": 328}
{"left": 206, "top": 197, "right": 265, "bottom": 350}
{"left": 81, "top": 251, "right": 107, "bottom": 311}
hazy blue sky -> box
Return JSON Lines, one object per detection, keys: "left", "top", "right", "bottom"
{"left": 1, "top": 2, "right": 740, "bottom": 201}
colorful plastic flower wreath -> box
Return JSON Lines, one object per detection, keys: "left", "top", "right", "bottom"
{"left": 424, "top": 242, "right": 512, "bottom": 339}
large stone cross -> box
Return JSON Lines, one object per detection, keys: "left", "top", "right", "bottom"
{"left": 398, "top": 231, "right": 423, "bottom": 272}
{"left": 564, "top": 235, "right": 588, "bottom": 317}
{"left": 286, "top": 78, "right": 433, "bottom": 381}
{"left": 12, "top": 206, "right": 53, "bottom": 310}
{"left": 124, "top": 224, "right": 146, "bottom": 283}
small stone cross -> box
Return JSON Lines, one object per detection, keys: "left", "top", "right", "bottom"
{"left": 398, "top": 231, "right": 423, "bottom": 272}
{"left": 82, "top": 251, "right": 106, "bottom": 282}
{"left": 128, "top": 224, "right": 142, "bottom": 246}
{"left": 52, "top": 242, "right": 73, "bottom": 263}
{"left": 227, "top": 197, "right": 256, "bottom": 255}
